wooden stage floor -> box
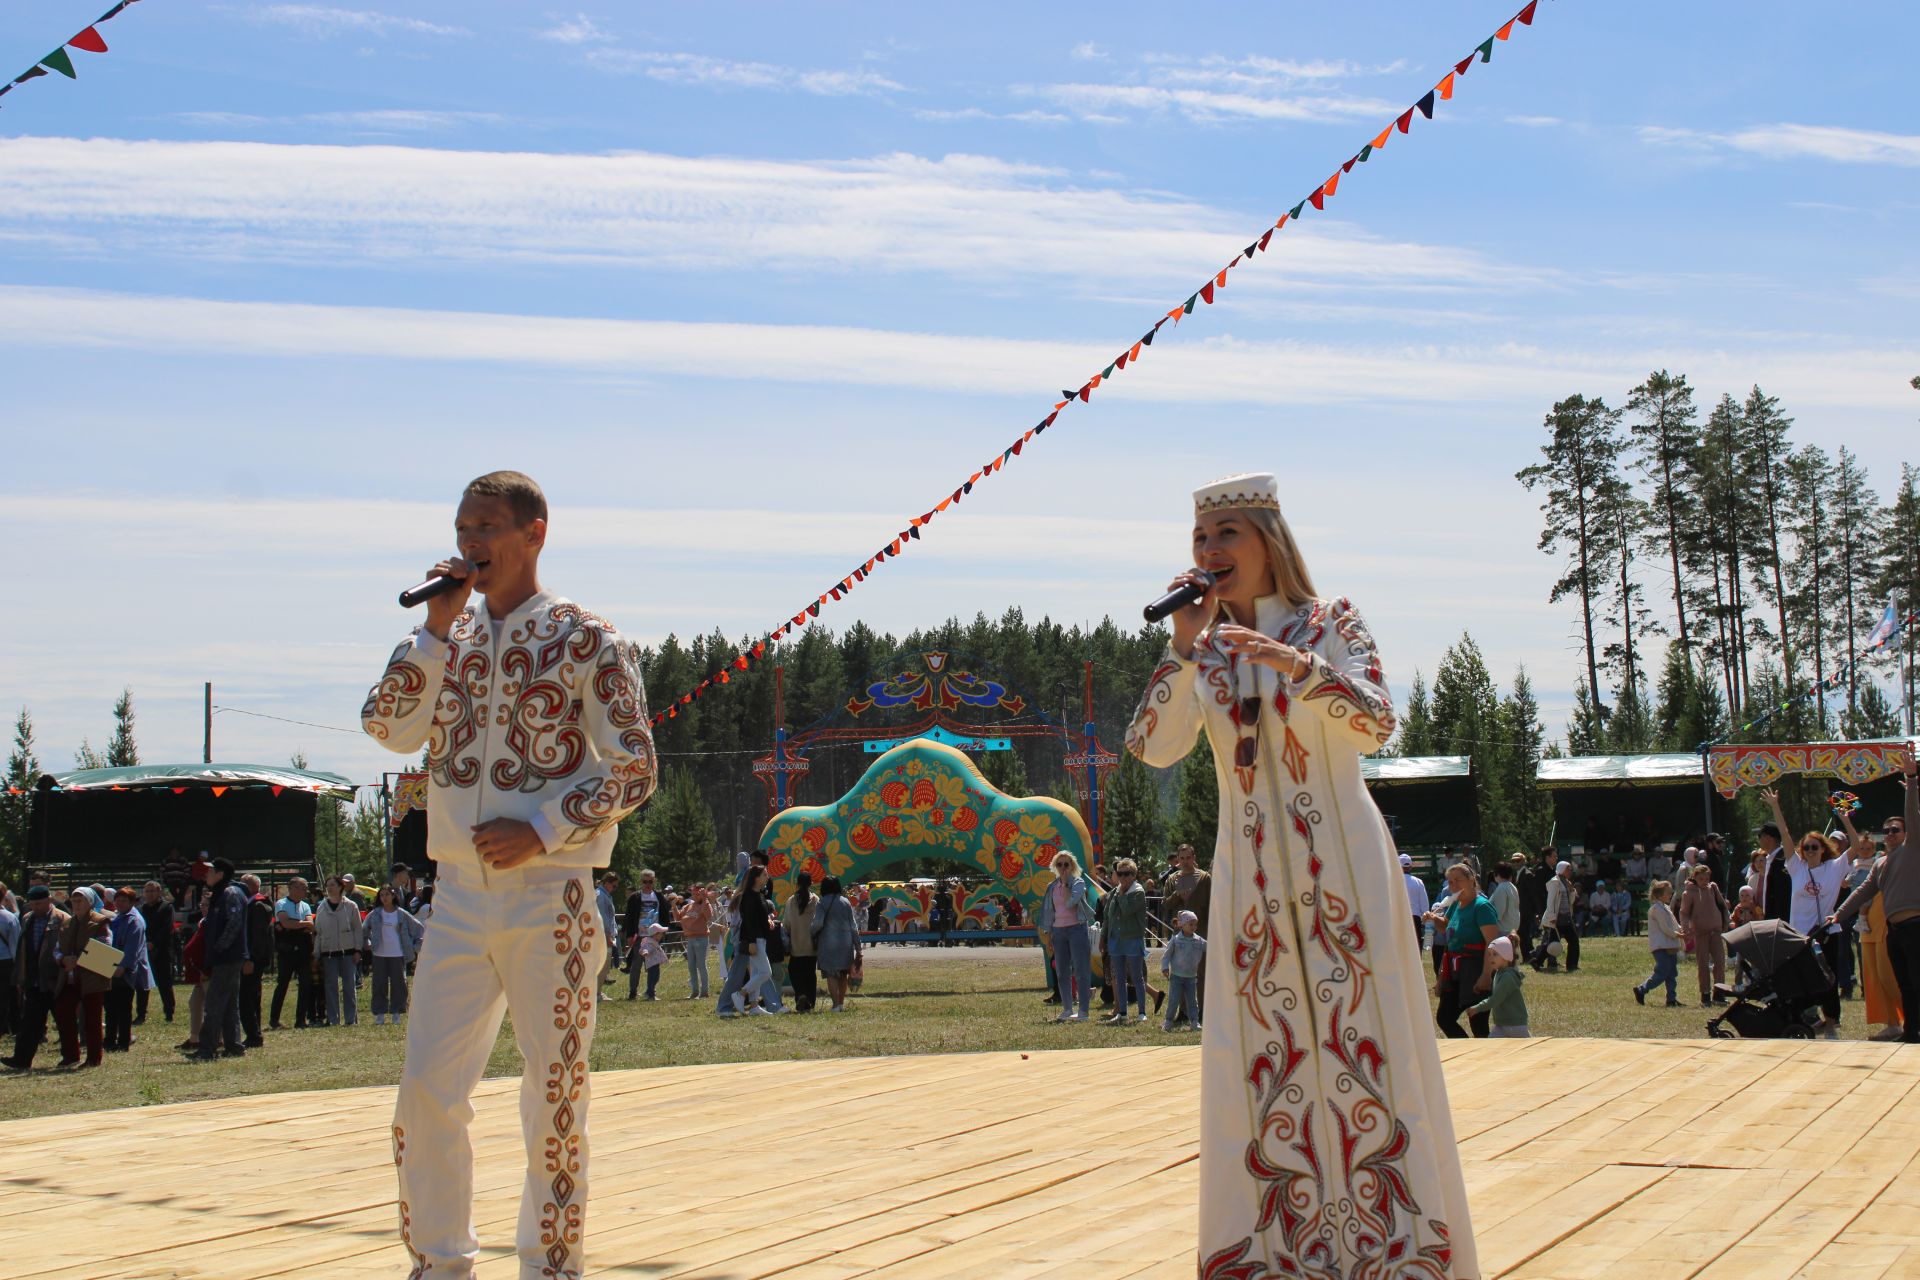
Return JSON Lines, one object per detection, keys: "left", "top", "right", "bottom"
{"left": 6, "top": 1038, "right": 1919, "bottom": 1279}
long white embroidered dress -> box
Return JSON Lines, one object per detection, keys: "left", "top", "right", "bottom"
{"left": 1127, "top": 594, "right": 1477, "bottom": 1280}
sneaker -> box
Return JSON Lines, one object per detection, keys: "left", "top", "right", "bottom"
{"left": 1099, "top": 1013, "right": 1126, "bottom": 1026}
{"left": 1632, "top": 985, "right": 1646, "bottom": 1006}
{"left": 1162, "top": 1023, "right": 1176, "bottom": 1033}
{"left": 745, "top": 1006, "right": 769, "bottom": 1016}
{"left": 374, "top": 1015, "right": 386, "bottom": 1026}
{"left": 1065, "top": 1012, "right": 1083, "bottom": 1023}
{"left": 1191, "top": 1023, "right": 1202, "bottom": 1032}
{"left": 1042, "top": 994, "right": 1061, "bottom": 1005}
{"left": 1134, "top": 1014, "right": 1148, "bottom": 1024}
{"left": 644, "top": 994, "right": 657, "bottom": 1002}
{"left": 1050, "top": 1013, "right": 1070, "bottom": 1023}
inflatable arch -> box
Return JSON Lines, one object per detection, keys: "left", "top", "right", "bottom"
{"left": 757, "top": 739, "right": 1095, "bottom": 921}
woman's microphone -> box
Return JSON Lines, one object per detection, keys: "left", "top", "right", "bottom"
{"left": 1143, "top": 570, "right": 1215, "bottom": 624}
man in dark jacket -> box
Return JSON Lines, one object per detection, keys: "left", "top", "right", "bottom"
{"left": 136, "top": 880, "right": 177, "bottom": 1025}
{"left": 238, "top": 874, "right": 274, "bottom": 1047}
{"left": 4, "top": 888, "right": 66, "bottom": 1070}
{"left": 196, "top": 859, "right": 249, "bottom": 1060}
{"left": 1517, "top": 849, "right": 1552, "bottom": 961}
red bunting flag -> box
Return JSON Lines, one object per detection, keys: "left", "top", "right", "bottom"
{"left": 70, "top": 26, "right": 109, "bottom": 54}
{"left": 1454, "top": 55, "right": 1473, "bottom": 76}
{"left": 1396, "top": 109, "right": 1414, "bottom": 134}
{"left": 271, "top": 785, "right": 284, "bottom": 797}
{"left": 1308, "top": 187, "right": 1326, "bottom": 211}
{"left": 1200, "top": 280, "right": 1216, "bottom": 304}
{"left": 1517, "top": 0, "right": 1538, "bottom": 24}
{"left": 1257, "top": 229, "right": 1274, "bottom": 252}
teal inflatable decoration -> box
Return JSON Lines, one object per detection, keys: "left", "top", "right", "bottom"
{"left": 758, "top": 739, "right": 1094, "bottom": 920}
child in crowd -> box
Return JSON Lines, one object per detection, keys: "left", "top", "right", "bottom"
{"left": 629, "top": 923, "right": 669, "bottom": 1001}
{"left": 1633, "top": 880, "right": 1683, "bottom": 1008}
{"left": 1161, "top": 910, "right": 1206, "bottom": 1033}
{"left": 1470, "top": 935, "right": 1528, "bottom": 1037}
{"left": 1731, "top": 885, "right": 1759, "bottom": 929}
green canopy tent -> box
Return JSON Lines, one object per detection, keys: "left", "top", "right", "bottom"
{"left": 1536, "top": 754, "right": 1727, "bottom": 856}
{"left": 1363, "top": 755, "right": 1479, "bottom": 856}
{"left": 29, "top": 763, "right": 359, "bottom": 884}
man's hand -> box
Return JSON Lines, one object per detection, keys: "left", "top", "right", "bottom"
{"left": 473, "top": 818, "right": 545, "bottom": 870}
{"left": 423, "top": 556, "right": 477, "bottom": 641}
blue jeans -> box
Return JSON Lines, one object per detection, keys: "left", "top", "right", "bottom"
{"left": 1051, "top": 923, "right": 1092, "bottom": 1016}
{"left": 1164, "top": 974, "right": 1199, "bottom": 1029}
{"left": 1640, "top": 950, "right": 1679, "bottom": 1003}
{"left": 714, "top": 945, "right": 752, "bottom": 1014}
{"left": 1111, "top": 948, "right": 1147, "bottom": 1015}
{"left": 684, "top": 937, "right": 710, "bottom": 995}
{"left": 369, "top": 954, "right": 408, "bottom": 1016}
{"left": 323, "top": 953, "right": 359, "bottom": 1025}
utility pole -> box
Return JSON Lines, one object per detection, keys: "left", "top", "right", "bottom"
{"left": 203, "top": 682, "right": 213, "bottom": 763}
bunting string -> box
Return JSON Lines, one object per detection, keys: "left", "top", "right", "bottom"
{"left": 1728, "top": 600, "right": 1913, "bottom": 738}
{"left": 0, "top": 0, "right": 144, "bottom": 105}
{"left": 649, "top": 0, "right": 1556, "bottom": 725}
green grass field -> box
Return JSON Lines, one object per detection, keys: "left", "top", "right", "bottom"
{"left": 2, "top": 936, "right": 1886, "bottom": 1123}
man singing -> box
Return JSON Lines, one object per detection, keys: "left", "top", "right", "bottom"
{"left": 362, "top": 471, "right": 658, "bottom": 1280}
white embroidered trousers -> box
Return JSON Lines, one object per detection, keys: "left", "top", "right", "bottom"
{"left": 392, "top": 865, "right": 599, "bottom": 1280}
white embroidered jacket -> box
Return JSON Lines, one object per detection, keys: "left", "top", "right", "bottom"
{"left": 361, "top": 589, "right": 659, "bottom": 872}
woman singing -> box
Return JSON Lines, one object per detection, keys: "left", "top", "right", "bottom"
{"left": 1126, "top": 473, "right": 1477, "bottom": 1279}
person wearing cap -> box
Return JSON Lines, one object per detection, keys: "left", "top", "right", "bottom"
{"left": 4, "top": 886, "right": 66, "bottom": 1070}
{"left": 1516, "top": 848, "right": 1550, "bottom": 962}
{"left": 1160, "top": 909, "right": 1205, "bottom": 1032}
{"left": 196, "top": 859, "right": 250, "bottom": 1059}
{"left": 1468, "top": 935, "right": 1528, "bottom": 1038}
{"left": 103, "top": 886, "right": 153, "bottom": 1052}
{"left": 1125, "top": 472, "right": 1476, "bottom": 1275}
{"left": 1399, "top": 851, "right": 1429, "bottom": 951}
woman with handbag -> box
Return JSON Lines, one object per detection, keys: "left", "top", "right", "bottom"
{"left": 1676, "top": 862, "right": 1730, "bottom": 1006}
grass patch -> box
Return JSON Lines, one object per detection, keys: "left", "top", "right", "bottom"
{"left": 2, "top": 938, "right": 1885, "bottom": 1122}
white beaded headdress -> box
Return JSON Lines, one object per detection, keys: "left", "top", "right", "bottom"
{"left": 1192, "top": 472, "right": 1281, "bottom": 517}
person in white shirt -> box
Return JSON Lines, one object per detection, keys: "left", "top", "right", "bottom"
{"left": 1762, "top": 787, "right": 1849, "bottom": 1037}
{"left": 1488, "top": 862, "right": 1521, "bottom": 938}
{"left": 1399, "top": 852, "right": 1430, "bottom": 951}
{"left": 362, "top": 471, "right": 658, "bottom": 1280}
{"left": 365, "top": 885, "right": 426, "bottom": 1026}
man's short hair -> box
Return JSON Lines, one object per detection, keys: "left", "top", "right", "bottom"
{"left": 464, "top": 471, "right": 548, "bottom": 527}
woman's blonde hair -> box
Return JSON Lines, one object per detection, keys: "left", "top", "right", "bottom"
{"left": 1052, "top": 850, "right": 1081, "bottom": 876}
{"left": 1650, "top": 879, "right": 1671, "bottom": 900}
{"left": 1243, "top": 505, "right": 1318, "bottom": 607}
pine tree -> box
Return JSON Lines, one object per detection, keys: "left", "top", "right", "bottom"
{"left": 1517, "top": 394, "right": 1626, "bottom": 719}
{"left": 1847, "top": 680, "right": 1902, "bottom": 739}
{"left": 2, "top": 708, "right": 40, "bottom": 882}
{"left": 1740, "top": 386, "right": 1797, "bottom": 694}
{"left": 105, "top": 687, "right": 139, "bottom": 767}
{"left": 629, "top": 766, "right": 720, "bottom": 889}
{"left": 1873, "top": 464, "right": 1920, "bottom": 734}
{"left": 1597, "top": 467, "right": 1661, "bottom": 715}
{"left": 1567, "top": 681, "right": 1606, "bottom": 755}
{"left": 1692, "top": 393, "right": 1762, "bottom": 714}
{"left": 1785, "top": 445, "right": 1838, "bottom": 736}
{"left": 1395, "top": 672, "right": 1433, "bottom": 756}
{"left": 1427, "top": 634, "right": 1510, "bottom": 848}
{"left": 1102, "top": 748, "right": 1163, "bottom": 868}
{"left": 979, "top": 747, "right": 1029, "bottom": 797}
{"left": 1831, "top": 448, "right": 1880, "bottom": 724}
{"left": 1497, "top": 668, "right": 1551, "bottom": 849}
{"left": 74, "top": 739, "right": 106, "bottom": 770}
{"left": 1606, "top": 675, "right": 1653, "bottom": 753}
{"left": 1166, "top": 741, "right": 1219, "bottom": 858}
{"left": 1625, "top": 370, "right": 1703, "bottom": 658}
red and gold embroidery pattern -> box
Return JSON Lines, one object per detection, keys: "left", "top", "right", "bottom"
{"left": 392, "top": 1124, "right": 431, "bottom": 1278}
{"left": 538, "top": 878, "right": 594, "bottom": 1278}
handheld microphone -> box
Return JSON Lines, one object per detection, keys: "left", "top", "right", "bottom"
{"left": 398, "top": 569, "right": 475, "bottom": 609}
{"left": 1143, "top": 570, "right": 1215, "bottom": 624}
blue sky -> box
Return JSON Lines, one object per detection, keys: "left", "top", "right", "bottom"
{"left": 1, "top": 1, "right": 1915, "bottom": 787}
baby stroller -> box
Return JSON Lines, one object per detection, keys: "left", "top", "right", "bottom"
{"left": 1706, "top": 918, "right": 1835, "bottom": 1040}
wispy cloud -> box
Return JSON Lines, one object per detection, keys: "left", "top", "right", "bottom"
{"left": 1641, "top": 122, "right": 1920, "bottom": 168}
{"left": 5, "top": 287, "right": 1912, "bottom": 413}
{"left": 1506, "top": 114, "right": 1562, "bottom": 128}
{"left": 1071, "top": 42, "right": 1108, "bottom": 61}
{"left": 914, "top": 107, "right": 1070, "bottom": 125}
{"left": 538, "top": 14, "right": 611, "bottom": 44}
{"left": 244, "top": 5, "right": 469, "bottom": 38}
{"left": 586, "top": 50, "right": 903, "bottom": 96}
{"left": 0, "top": 137, "right": 1523, "bottom": 292}
{"left": 175, "top": 109, "right": 503, "bottom": 133}
{"left": 1019, "top": 53, "right": 1401, "bottom": 125}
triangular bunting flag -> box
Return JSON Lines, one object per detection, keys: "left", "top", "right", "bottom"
{"left": 1416, "top": 91, "right": 1436, "bottom": 119}
{"left": 1061, "top": 390, "right": 1076, "bottom": 401}
{"left": 1396, "top": 109, "right": 1414, "bottom": 134}
{"left": 1141, "top": 327, "right": 1156, "bottom": 346}
{"left": 1288, "top": 201, "right": 1305, "bottom": 220}
{"left": 889, "top": 540, "right": 901, "bottom": 555}
{"left": 1129, "top": 341, "right": 1143, "bottom": 361}
{"left": 830, "top": 587, "right": 843, "bottom": 601}
{"left": 1053, "top": 400, "right": 1068, "bottom": 411}
{"left": 41, "top": 48, "right": 78, "bottom": 78}
{"left": 1308, "top": 188, "right": 1326, "bottom": 211}
{"left": 807, "top": 602, "right": 821, "bottom": 618}
{"left": 1115, "top": 350, "right": 1129, "bottom": 371}
{"left": 1370, "top": 127, "right": 1391, "bottom": 151}
{"left": 211, "top": 786, "right": 228, "bottom": 797}
{"left": 1324, "top": 170, "right": 1341, "bottom": 197}
{"left": 936, "top": 497, "right": 953, "bottom": 512}
{"left": 1517, "top": 0, "right": 1538, "bottom": 24}
{"left": 1357, "top": 143, "right": 1372, "bottom": 163}
{"left": 1257, "top": 229, "right": 1273, "bottom": 251}
{"left": 1215, "top": 267, "right": 1230, "bottom": 287}
{"left": 1341, "top": 156, "right": 1357, "bottom": 174}
{"left": 1454, "top": 55, "right": 1474, "bottom": 76}
{"left": 1437, "top": 72, "right": 1455, "bottom": 101}
{"left": 1102, "top": 363, "right": 1115, "bottom": 378}
{"left": 14, "top": 67, "right": 48, "bottom": 83}
{"left": 69, "top": 27, "right": 109, "bottom": 54}
{"left": 1011, "top": 438, "right": 1024, "bottom": 456}
{"left": 1496, "top": 19, "right": 1515, "bottom": 41}
{"left": 1476, "top": 36, "right": 1494, "bottom": 62}
{"left": 271, "top": 785, "right": 284, "bottom": 797}
{"left": 102, "top": 2, "right": 132, "bottom": 19}
{"left": 1244, "top": 240, "right": 1258, "bottom": 259}
{"left": 1199, "top": 281, "right": 1216, "bottom": 304}
{"left": 1021, "top": 428, "right": 1034, "bottom": 442}
{"left": 909, "top": 526, "right": 921, "bottom": 540}
{"left": 1182, "top": 294, "right": 1198, "bottom": 315}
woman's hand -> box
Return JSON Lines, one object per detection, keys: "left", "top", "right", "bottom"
{"left": 1213, "top": 625, "right": 1310, "bottom": 679}
{"left": 1166, "top": 570, "right": 1219, "bottom": 659}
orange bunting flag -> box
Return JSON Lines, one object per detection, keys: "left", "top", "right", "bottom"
{"left": 1438, "top": 71, "right": 1456, "bottom": 100}
{"left": 1053, "top": 400, "right": 1068, "bottom": 411}
{"left": 1216, "top": 268, "right": 1230, "bottom": 288}
{"left": 1496, "top": 19, "right": 1514, "bottom": 40}
{"left": 1129, "top": 341, "right": 1143, "bottom": 361}
{"left": 1022, "top": 428, "right": 1035, "bottom": 442}
{"left": 1517, "top": 0, "right": 1538, "bottom": 24}
{"left": 211, "top": 787, "right": 228, "bottom": 798}
{"left": 1371, "top": 127, "right": 1392, "bottom": 151}
{"left": 1324, "top": 170, "right": 1341, "bottom": 198}
{"left": 936, "top": 497, "right": 952, "bottom": 512}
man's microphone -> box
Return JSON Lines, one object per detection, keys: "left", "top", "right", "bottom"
{"left": 398, "top": 563, "right": 483, "bottom": 609}
{"left": 1143, "top": 570, "right": 1215, "bottom": 624}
